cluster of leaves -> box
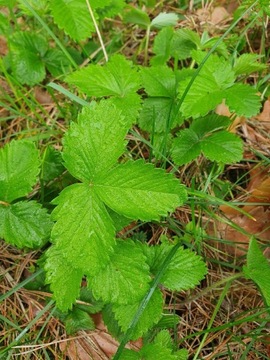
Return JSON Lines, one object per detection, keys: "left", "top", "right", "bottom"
{"left": 44, "top": 99, "right": 206, "bottom": 339}
{"left": 0, "top": 0, "right": 127, "bottom": 85}
{"left": 0, "top": 141, "right": 52, "bottom": 248}
{"left": 1, "top": 1, "right": 270, "bottom": 358}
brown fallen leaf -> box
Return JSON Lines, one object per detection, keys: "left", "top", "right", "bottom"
{"left": 212, "top": 206, "right": 270, "bottom": 257}
{"left": 210, "top": 7, "right": 230, "bottom": 25}
{"left": 59, "top": 313, "right": 142, "bottom": 359}
{"left": 255, "top": 98, "right": 270, "bottom": 124}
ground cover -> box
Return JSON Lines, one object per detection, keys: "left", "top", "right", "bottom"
{"left": 0, "top": 0, "right": 270, "bottom": 359}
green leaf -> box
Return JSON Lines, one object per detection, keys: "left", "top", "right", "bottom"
{"left": 190, "top": 114, "right": 231, "bottom": 137}
{"left": 171, "top": 129, "right": 201, "bottom": 166}
{"left": 64, "top": 308, "right": 95, "bottom": 335}
{"left": 0, "top": 12, "right": 9, "bottom": 35}
{"left": 139, "top": 98, "right": 181, "bottom": 133}
{"left": 45, "top": 246, "right": 84, "bottom": 311}
{"left": 0, "top": 140, "right": 40, "bottom": 203}
{"left": 110, "top": 93, "right": 142, "bottom": 124}
{"left": 66, "top": 54, "right": 140, "bottom": 97}
{"left": 178, "top": 76, "right": 224, "bottom": 118}
{"left": 50, "top": 183, "right": 116, "bottom": 274}
{"left": 201, "top": 131, "right": 243, "bottom": 163}
{"left": 9, "top": 32, "right": 48, "bottom": 85}
{"left": 233, "top": 54, "right": 267, "bottom": 76}
{"left": 116, "top": 350, "right": 140, "bottom": 359}
{"left": 178, "top": 53, "right": 235, "bottom": 118}
{"left": 150, "top": 244, "right": 207, "bottom": 291}
{"left": 62, "top": 101, "right": 129, "bottom": 182}
{"left": 95, "top": 160, "right": 187, "bottom": 221}
{"left": 153, "top": 329, "right": 173, "bottom": 348}
{"left": 44, "top": 48, "right": 72, "bottom": 77}
{"left": 107, "top": 209, "right": 132, "bottom": 232}
{"left": 171, "top": 29, "right": 200, "bottom": 60}
{"left": 123, "top": 7, "right": 150, "bottom": 28}
{"left": 89, "top": 240, "right": 151, "bottom": 304}
{"left": 151, "top": 26, "right": 174, "bottom": 66}
{"left": 112, "top": 289, "right": 164, "bottom": 340}
{"left": 97, "top": 0, "right": 126, "bottom": 19}
{"left": 77, "top": 287, "right": 104, "bottom": 314}
{"left": 0, "top": 201, "right": 52, "bottom": 249}
{"left": 41, "top": 146, "right": 64, "bottom": 182}
{"left": 18, "top": 0, "right": 49, "bottom": 15}
{"left": 150, "top": 13, "right": 178, "bottom": 29}
{"left": 243, "top": 238, "right": 270, "bottom": 306}
{"left": 140, "top": 343, "right": 177, "bottom": 360}
{"left": 170, "top": 29, "right": 200, "bottom": 60}
{"left": 224, "top": 83, "right": 261, "bottom": 117}
{"left": 141, "top": 66, "right": 177, "bottom": 98}
{"left": 50, "top": 0, "right": 95, "bottom": 41}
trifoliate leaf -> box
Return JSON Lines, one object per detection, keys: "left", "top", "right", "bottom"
{"left": 151, "top": 26, "right": 174, "bottom": 66}
{"left": 62, "top": 101, "right": 129, "bottom": 182}
{"left": 233, "top": 54, "right": 267, "bottom": 76}
{"left": 50, "top": 183, "right": 115, "bottom": 274}
{"left": 50, "top": 0, "right": 95, "bottom": 41}
{"left": 112, "top": 289, "right": 164, "bottom": 340}
{"left": 224, "top": 83, "right": 261, "bottom": 117}
{"left": 150, "top": 12, "right": 178, "bottom": 29}
{"left": 123, "top": 7, "right": 150, "bottom": 28}
{"left": 190, "top": 114, "right": 231, "bottom": 137}
{"left": 141, "top": 66, "right": 177, "bottom": 97}
{"left": 95, "top": 160, "right": 187, "bottom": 221}
{"left": 9, "top": 32, "right": 48, "bottom": 85}
{"left": 243, "top": 238, "right": 270, "bottom": 306}
{"left": 150, "top": 244, "right": 207, "bottom": 291}
{"left": 171, "top": 129, "right": 201, "bottom": 166}
{"left": 0, "top": 140, "right": 40, "bottom": 203}
{"left": 66, "top": 54, "right": 140, "bottom": 97}
{"left": 171, "top": 29, "right": 200, "bottom": 60}
{"left": 45, "top": 246, "right": 84, "bottom": 311}
{"left": 64, "top": 308, "right": 95, "bottom": 335}
{"left": 201, "top": 131, "right": 243, "bottom": 163}
{"left": 89, "top": 240, "right": 151, "bottom": 304}
{"left": 0, "top": 201, "right": 52, "bottom": 249}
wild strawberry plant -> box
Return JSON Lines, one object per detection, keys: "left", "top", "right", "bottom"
{"left": 44, "top": 99, "right": 206, "bottom": 339}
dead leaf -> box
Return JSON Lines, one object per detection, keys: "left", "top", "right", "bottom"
{"left": 59, "top": 314, "right": 142, "bottom": 359}
{"left": 34, "top": 86, "right": 53, "bottom": 105}
{"left": 256, "top": 98, "right": 270, "bottom": 123}
{"left": 212, "top": 206, "right": 270, "bottom": 256}
{"left": 210, "top": 7, "right": 230, "bottom": 25}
